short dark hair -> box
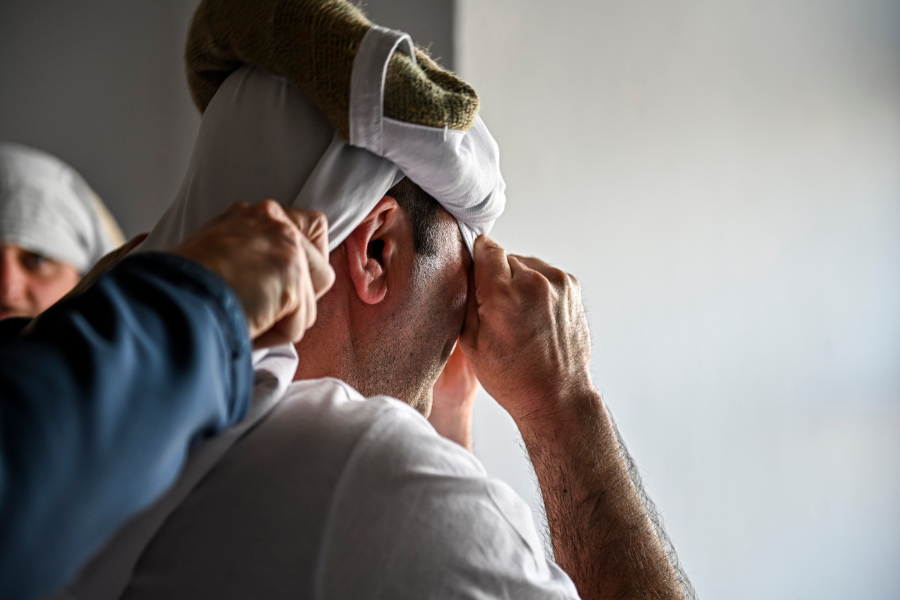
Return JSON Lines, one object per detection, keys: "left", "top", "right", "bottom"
{"left": 386, "top": 177, "right": 442, "bottom": 256}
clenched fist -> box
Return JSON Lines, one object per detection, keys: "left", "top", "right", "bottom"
{"left": 459, "top": 235, "right": 594, "bottom": 427}
{"left": 174, "top": 200, "right": 335, "bottom": 347}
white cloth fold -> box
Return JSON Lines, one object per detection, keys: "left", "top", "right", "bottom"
{"left": 348, "top": 26, "right": 416, "bottom": 155}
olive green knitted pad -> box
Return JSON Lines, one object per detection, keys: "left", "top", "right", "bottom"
{"left": 185, "top": 0, "right": 479, "bottom": 140}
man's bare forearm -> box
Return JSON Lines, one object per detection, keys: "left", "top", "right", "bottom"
{"left": 457, "top": 237, "right": 690, "bottom": 598}
{"left": 607, "top": 411, "right": 697, "bottom": 599}
{"left": 518, "top": 389, "right": 685, "bottom": 600}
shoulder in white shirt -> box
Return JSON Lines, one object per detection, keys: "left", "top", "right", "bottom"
{"left": 88, "top": 378, "right": 580, "bottom": 600}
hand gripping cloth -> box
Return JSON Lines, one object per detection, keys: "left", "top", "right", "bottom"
{"left": 0, "top": 143, "right": 124, "bottom": 273}
{"left": 141, "top": 0, "right": 505, "bottom": 255}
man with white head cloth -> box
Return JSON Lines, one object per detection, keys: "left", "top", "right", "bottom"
{"left": 52, "top": 1, "right": 693, "bottom": 599}
{"left": 0, "top": 143, "right": 125, "bottom": 319}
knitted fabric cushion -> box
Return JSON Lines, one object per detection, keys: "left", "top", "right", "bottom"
{"left": 185, "top": 0, "right": 479, "bottom": 140}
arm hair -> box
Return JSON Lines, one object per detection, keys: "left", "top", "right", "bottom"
{"left": 606, "top": 410, "right": 697, "bottom": 600}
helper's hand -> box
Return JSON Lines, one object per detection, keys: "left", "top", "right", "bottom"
{"left": 174, "top": 200, "right": 335, "bottom": 347}
{"left": 459, "top": 235, "right": 593, "bottom": 427}
{"left": 429, "top": 342, "right": 479, "bottom": 450}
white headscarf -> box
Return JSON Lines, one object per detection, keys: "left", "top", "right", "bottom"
{"left": 0, "top": 143, "right": 124, "bottom": 273}
{"left": 141, "top": 27, "right": 505, "bottom": 256}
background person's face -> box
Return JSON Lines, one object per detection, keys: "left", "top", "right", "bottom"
{"left": 0, "top": 243, "right": 80, "bottom": 319}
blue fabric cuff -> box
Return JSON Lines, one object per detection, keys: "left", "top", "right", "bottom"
{"left": 114, "top": 252, "right": 253, "bottom": 422}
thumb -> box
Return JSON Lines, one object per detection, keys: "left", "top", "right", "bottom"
{"left": 285, "top": 208, "right": 330, "bottom": 257}
{"left": 300, "top": 235, "right": 335, "bottom": 299}
{"left": 472, "top": 235, "right": 511, "bottom": 295}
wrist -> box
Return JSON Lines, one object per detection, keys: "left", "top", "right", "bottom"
{"left": 512, "top": 384, "right": 604, "bottom": 445}
{"left": 428, "top": 400, "right": 475, "bottom": 451}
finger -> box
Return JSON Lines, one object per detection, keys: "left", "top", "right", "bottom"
{"left": 274, "top": 239, "right": 321, "bottom": 343}
{"left": 247, "top": 200, "right": 295, "bottom": 241}
{"left": 459, "top": 265, "right": 480, "bottom": 352}
{"left": 449, "top": 340, "right": 477, "bottom": 379}
{"left": 255, "top": 200, "right": 305, "bottom": 242}
{"left": 443, "top": 339, "right": 463, "bottom": 370}
{"left": 224, "top": 201, "right": 252, "bottom": 215}
{"left": 285, "top": 208, "right": 330, "bottom": 257}
{"left": 252, "top": 224, "right": 313, "bottom": 346}
{"left": 253, "top": 281, "right": 315, "bottom": 348}
{"left": 472, "top": 235, "right": 512, "bottom": 294}
{"left": 204, "top": 202, "right": 252, "bottom": 229}
{"left": 252, "top": 326, "right": 296, "bottom": 349}
{"left": 266, "top": 304, "right": 312, "bottom": 346}
{"left": 283, "top": 267, "right": 319, "bottom": 342}
{"left": 285, "top": 240, "right": 318, "bottom": 336}
{"left": 256, "top": 198, "right": 288, "bottom": 220}
{"left": 299, "top": 235, "right": 335, "bottom": 299}
{"left": 509, "top": 254, "right": 569, "bottom": 286}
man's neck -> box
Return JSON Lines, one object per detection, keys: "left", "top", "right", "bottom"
{"left": 292, "top": 273, "right": 354, "bottom": 383}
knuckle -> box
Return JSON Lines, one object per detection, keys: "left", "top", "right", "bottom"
{"left": 546, "top": 268, "right": 567, "bottom": 287}
{"left": 267, "top": 221, "right": 299, "bottom": 246}
{"left": 258, "top": 199, "right": 283, "bottom": 218}
{"left": 271, "top": 244, "right": 300, "bottom": 271}
{"left": 275, "top": 221, "right": 295, "bottom": 238}
{"left": 521, "top": 269, "right": 552, "bottom": 294}
{"left": 304, "top": 211, "right": 329, "bottom": 237}
{"left": 305, "top": 209, "right": 326, "bottom": 224}
{"left": 315, "top": 266, "right": 336, "bottom": 295}
{"left": 306, "top": 299, "right": 317, "bottom": 328}
{"left": 565, "top": 274, "right": 582, "bottom": 297}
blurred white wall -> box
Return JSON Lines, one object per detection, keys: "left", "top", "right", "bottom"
{"left": 460, "top": 0, "right": 900, "bottom": 598}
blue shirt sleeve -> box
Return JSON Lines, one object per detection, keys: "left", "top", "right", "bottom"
{"left": 0, "top": 252, "right": 253, "bottom": 600}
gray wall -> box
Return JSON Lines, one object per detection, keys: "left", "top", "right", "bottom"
{"left": 0, "top": 1, "right": 200, "bottom": 237}
{"left": 364, "top": 0, "right": 455, "bottom": 70}
{"left": 0, "top": 0, "right": 453, "bottom": 237}
{"left": 460, "top": 0, "right": 900, "bottom": 598}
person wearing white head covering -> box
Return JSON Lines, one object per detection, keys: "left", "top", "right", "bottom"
{"left": 0, "top": 143, "right": 124, "bottom": 319}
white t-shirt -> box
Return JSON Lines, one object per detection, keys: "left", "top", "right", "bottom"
{"left": 67, "top": 378, "right": 580, "bottom": 600}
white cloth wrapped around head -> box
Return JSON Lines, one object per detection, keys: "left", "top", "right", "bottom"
{"left": 0, "top": 143, "right": 124, "bottom": 273}
{"left": 141, "top": 23, "right": 505, "bottom": 256}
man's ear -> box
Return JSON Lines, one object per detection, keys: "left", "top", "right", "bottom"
{"left": 344, "top": 195, "right": 402, "bottom": 305}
